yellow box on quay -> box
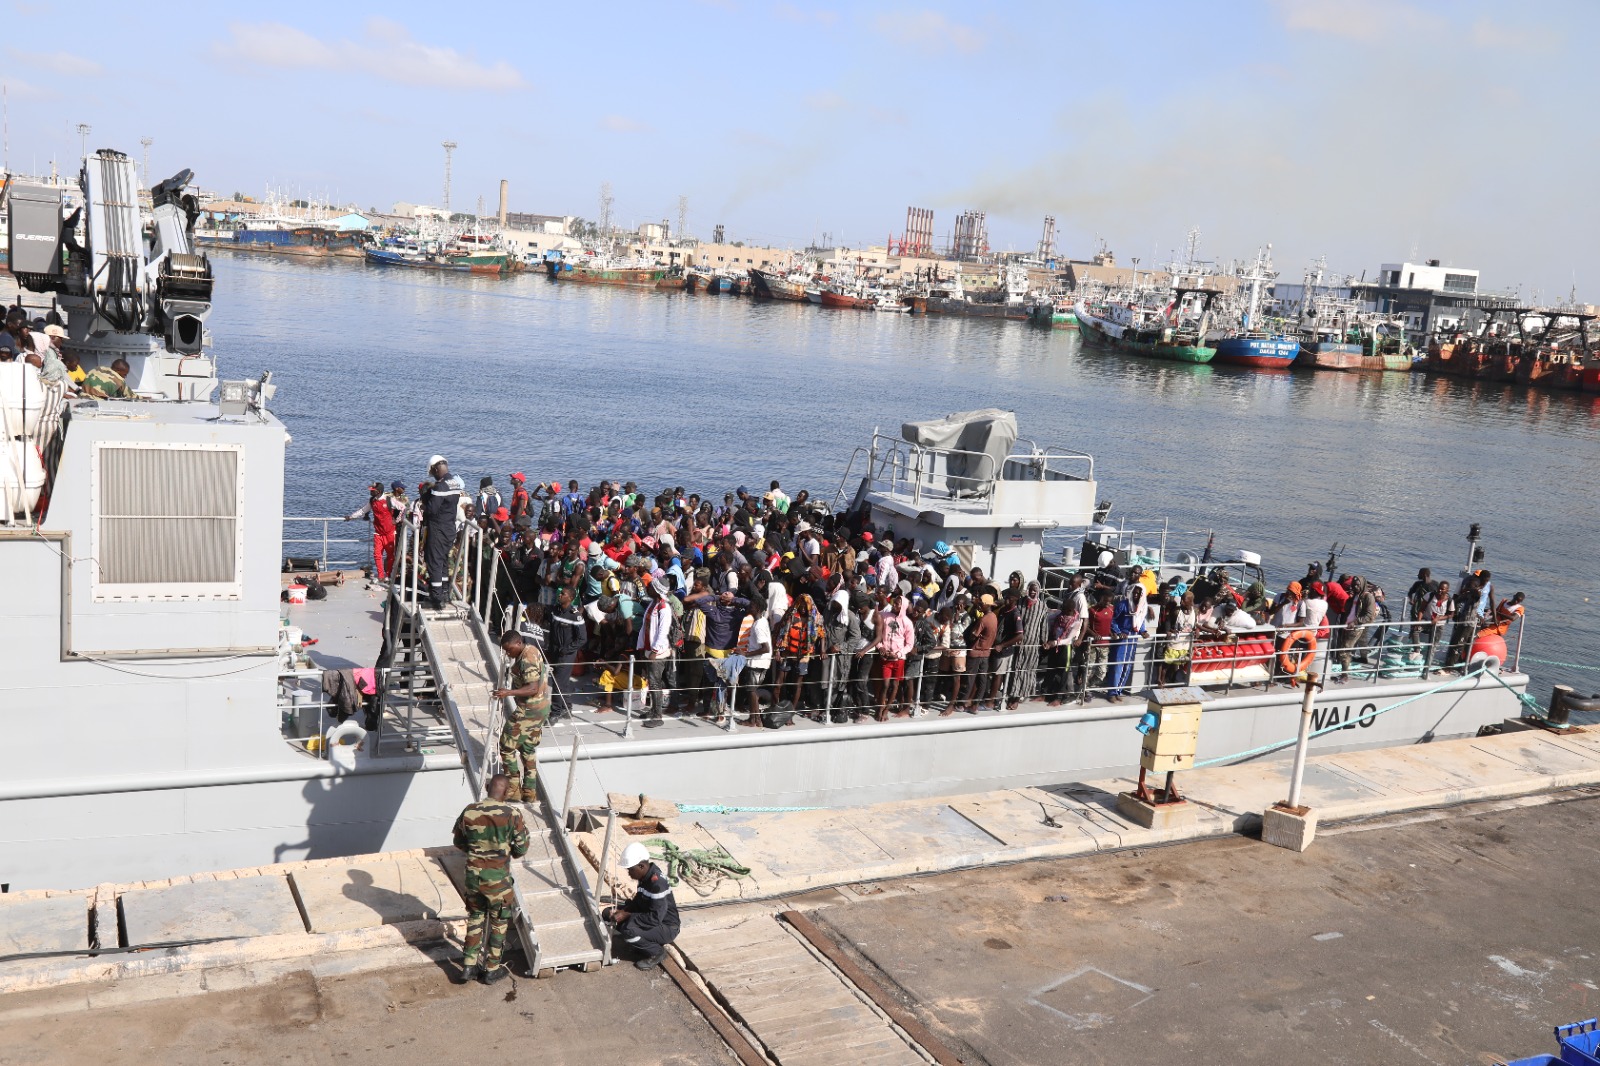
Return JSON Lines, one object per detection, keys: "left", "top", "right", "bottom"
{"left": 1139, "top": 688, "right": 1205, "bottom": 774}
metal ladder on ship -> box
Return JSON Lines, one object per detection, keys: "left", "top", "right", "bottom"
{"left": 383, "top": 520, "right": 610, "bottom": 975}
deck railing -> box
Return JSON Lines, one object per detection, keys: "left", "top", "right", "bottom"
{"left": 283, "top": 515, "right": 372, "bottom": 571}
{"left": 832, "top": 432, "right": 1095, "bottom": 514}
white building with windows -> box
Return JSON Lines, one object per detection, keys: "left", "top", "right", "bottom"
{"left": 1377, "top": 261, "right": 1479, "bottom": 294}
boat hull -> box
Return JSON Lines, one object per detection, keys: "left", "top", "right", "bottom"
{"left": 750, "top": 270, "right": 809, "bottom": 301}
{"left": 364, "top": 247, "right": 459, "bottom": 270}
{"left": 0, "top": 666, "right": 1525, "bottom": 891}
{"left": 1212, "top": 336, "right": 1300, "bottom": 369}
{"left": 363, "top": 247, "right": 513, "bottom": 273}
{"left": 1297, "top": 342, "right": 1413, "bottom": 372}
{"left": 1427, "top": 341, "right": 1495, "bottom": 378}
{"left": 536, "top": 669, "right": 1527, "bottom": 811}
{"left": 566, "top": 266, "right": 672, "bottom": 286}
{"left": 924, "top": 297, "right": 1029, "bottom": 320}
{"left": 820, "top": 290, "right": 874, "bottom": 310}
{"left": 1075, "top": 308, "right": 1216, "bottom": 364}
{"left": 1030, "top": 304, "right": 1077, "bottom": 328}
{"left": 204, "top": 230, "right": 369, "bottom": 259}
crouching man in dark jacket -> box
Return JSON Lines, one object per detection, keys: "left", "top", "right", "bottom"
{"left": 604, "top": 842, "right": 680, "bottom": 970}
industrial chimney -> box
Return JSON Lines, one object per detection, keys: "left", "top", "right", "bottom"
{"left": 498, "top": 179, "right": 508, "bottom": 226}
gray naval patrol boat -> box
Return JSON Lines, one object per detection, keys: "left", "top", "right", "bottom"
{"left": 0, "top": 151, "right": 1532, "bottom": 930}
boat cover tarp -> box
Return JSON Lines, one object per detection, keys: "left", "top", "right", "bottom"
{"left": 901, "top": 409, "right": 1017, "bottom": 496}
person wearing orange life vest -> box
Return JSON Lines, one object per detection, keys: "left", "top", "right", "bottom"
{"left": 1485, "top": 591, "right": 1526, "bottom": 637}
{"left": 1271, "top": 582, "right": 1314, "bottom": 687}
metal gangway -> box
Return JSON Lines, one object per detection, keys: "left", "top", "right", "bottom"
{"left": 386, "top": 518, "right": 610, "bottom": 975}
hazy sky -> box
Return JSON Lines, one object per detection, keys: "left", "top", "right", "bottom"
{"left": 12, "top": 0, "right": 1596, "bottom": 297}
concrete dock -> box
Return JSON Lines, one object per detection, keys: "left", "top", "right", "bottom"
{"left": 567, "top": 720, "right": 1600, "bottom": 905}
{"left": 3, "top": 720, "right": 1598, "bottom": 1065}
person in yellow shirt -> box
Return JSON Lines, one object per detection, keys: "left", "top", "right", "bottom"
{"left": 1135, "top": 566, "right": 1159, "bottom": 596}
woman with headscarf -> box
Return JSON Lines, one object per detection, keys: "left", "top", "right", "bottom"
{"left": 1106, "top": 583, "right": 1148, "bottom": 702}
{"left": 1010, "top": 579, "right": 1050, "bottom": 704}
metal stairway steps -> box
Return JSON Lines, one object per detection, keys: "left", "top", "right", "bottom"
{"left": 400, "top": 588, "right": 609, "bottom": 975}
{"left": 508, "top": 778, "right": 606, "bottom": 972}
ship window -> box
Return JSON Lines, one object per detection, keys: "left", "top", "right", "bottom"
{"left": 93, "top": 443, "right": 243, "bottom": 600}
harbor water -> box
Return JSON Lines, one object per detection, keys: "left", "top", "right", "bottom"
{"left": 216, "top": 254, "right": 1600, "bottom": 701}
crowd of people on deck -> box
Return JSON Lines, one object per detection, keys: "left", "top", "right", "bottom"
{"left": 0, "top": 306, "right": 121, "bottom": 396}
{"left": 347, "top": 461, "right": 1528, "bottom": 728}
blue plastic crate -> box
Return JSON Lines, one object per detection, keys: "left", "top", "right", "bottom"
{"left": 1557, "top": 1019, "right": 1600, "bottom": 1066}
{"left": 1506, "top": 1020, "right": 1600, "bottom": 1066}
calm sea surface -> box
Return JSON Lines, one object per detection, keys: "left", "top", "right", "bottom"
{"left": 212, "top": 254, "right": 1600, "bottom": 698}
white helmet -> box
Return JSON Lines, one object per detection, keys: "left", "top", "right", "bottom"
{"left": 620, "top": 842, "right": 651, "bottom": 869}
{"left": 427, "top": 454, "right": 447, "bottom": 470}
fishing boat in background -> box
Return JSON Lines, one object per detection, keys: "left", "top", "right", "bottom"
{"left": 1029, "top": 294, "right": 1077, "bottom": 328}
{"left": 697, "top": 268, "right": 749, "bottom": 295}
{"left": 221, "top": 226, "right": 370, "bottom": 258}
{"left": 1075, "top": 288, "right": 1220, "bottom": 364}
{"left": 819, "top": 283, "right": 875, "bottom": 310}
{"left": 1211, "top": 246, "right": 1298, "bottom": 369}
{"left": 1512, "top": 311, "right": 1596, "bottom": 389}
{"left": 1427, "top": 308, "right": 1514, "bottom": 379}
{"left": 561, "top": 254, "right": 672, "bottom": 287}
{"left": 749, "top": 268, "right": 811, "bottom": 301}
{"left": 363, "top": 239, "right": 515, "bottom": 274}
{"left": 443, "top": 231, "right": 520, "bottom": 274}
{"left": 919, "top": 265, "right": 1032, "bottom": 320}
{"left": 1298, "top": 315, "right": 1416, "bottom": 372}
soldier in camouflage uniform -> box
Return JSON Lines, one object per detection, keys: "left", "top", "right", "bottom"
{"left": 492, "top": 630, "right": 552, "bottom": 803}
{"left": 81, "top": 358, "right": 133, "bottom": 399}
{"left": 451, "top": 773, "right": 530, "bottom": 985}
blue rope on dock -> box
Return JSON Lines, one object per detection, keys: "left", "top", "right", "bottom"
{"left": 1191, "top": 664, "right": 1494, "bottom": 769}
{"left": 678, "top": 803, "right": 822, "bottom": 815}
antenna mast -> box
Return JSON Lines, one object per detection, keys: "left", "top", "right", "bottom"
{"left": 441, "top": 140, "right": 457, "bottom": 214}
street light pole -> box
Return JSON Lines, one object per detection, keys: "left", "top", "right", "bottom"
{"left": 76, "top": 123, "right": 91, "bottom": 161}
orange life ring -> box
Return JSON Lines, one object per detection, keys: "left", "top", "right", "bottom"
{"left": 1278, "top": 630, "right": 1316, "bottom": 675}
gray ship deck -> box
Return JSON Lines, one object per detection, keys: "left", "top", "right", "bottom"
{"left": 286, "top": 576, "right": 1530, "bottom": 813}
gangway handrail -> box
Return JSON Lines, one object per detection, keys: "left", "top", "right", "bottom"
{"left": 382, "top": 517, "right": 607, "bottom": 972}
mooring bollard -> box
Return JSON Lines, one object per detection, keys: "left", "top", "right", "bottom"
{"left": 1263, "top": 671, "right": 1322, "bottom": 853}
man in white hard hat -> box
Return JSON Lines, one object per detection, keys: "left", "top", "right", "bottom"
{"left": 602, "top": 842, "right": 680, "bottom": 970}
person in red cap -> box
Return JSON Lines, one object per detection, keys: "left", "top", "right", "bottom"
{"left": 508, "top": 473, "right": 531, "bottom": 524}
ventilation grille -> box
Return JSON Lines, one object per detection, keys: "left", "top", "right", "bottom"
{"left": 98, "top": 446, "right": 239, "bottom": 586}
